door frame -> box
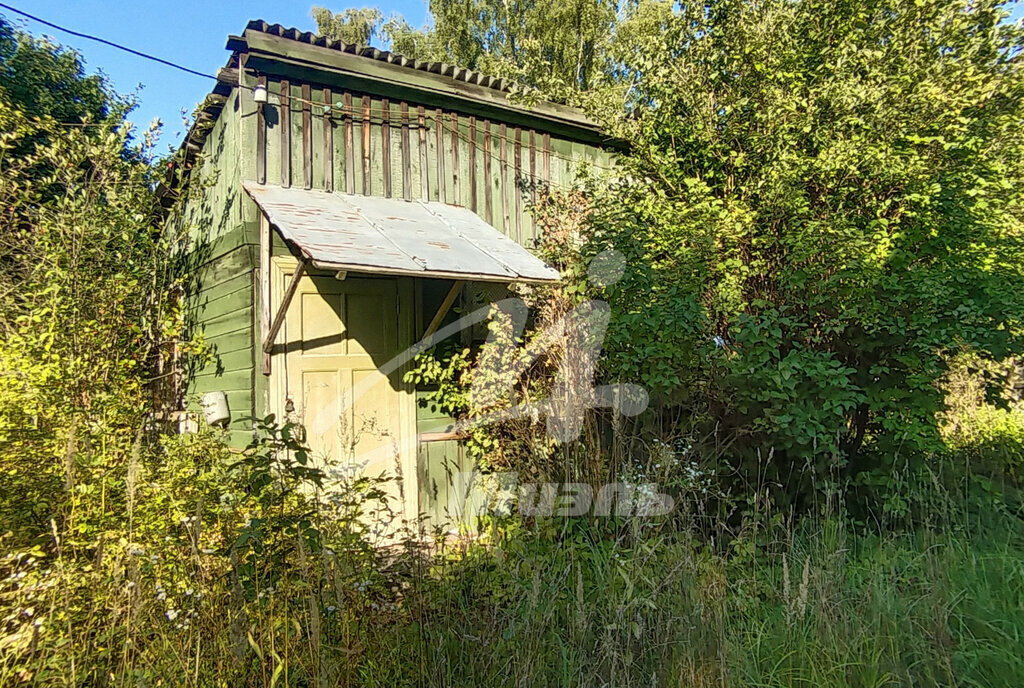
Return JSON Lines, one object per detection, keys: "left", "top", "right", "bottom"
{"left": 268, "top": 254, "right": 420, "bottom": 526}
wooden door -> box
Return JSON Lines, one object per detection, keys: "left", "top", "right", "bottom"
{"left": 271, "top": 260, "right": 416, "bottom": 529}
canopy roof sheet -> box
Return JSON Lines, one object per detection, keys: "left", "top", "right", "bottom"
{"left": 244, "top": 183, "right": 559, "bottom": 283}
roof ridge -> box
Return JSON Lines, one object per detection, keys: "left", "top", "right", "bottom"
{"left": 244, "top": 19, "right": 518, "bottom": 96}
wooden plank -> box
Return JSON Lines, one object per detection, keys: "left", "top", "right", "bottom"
{"left": 500, "top": 123, "right": 509, "bottom": 234}
{"left": 483, "top": 119, "right": 492, "bottom": 223}
{"left": 450, "top": 113, "right": 460, "bottom": 204}
{"left": 543, "top": 133, "right": 551, "bottom": 184}
{"left": 514, "top": 126, "right": 522, "bottom": 242}
{"left": 382, "top": 98, "right": 392, "bottom": 197}
{"left": 418, "top": 105, "right": 429, "bottom": 200}
{"left": 192, "top": 271, "right": 253, "bottom": 306}
{"left": 401, "top": 102, "right": 412, "bottom": 201}
{"left": 263, "top": 259, "right": 308, "bottom": 356}
{"left": 302, "top": 83, "right": 312, "bottom": 189}
{"left": 468, "top": 116, "right": 477, "bottom": 212}
{"left": 362, "top": 95, "right": 371, "bottom": 195}
{"left": 256, "top": 75, "right": 266, "bottom": 184}
{"left": 323, "top": 87, "right": 334, "bottom": 192}
{"left": 344, "top": 92, "right": 355, "bottom": 194}
{"left": 436, "top": 108, "right": 446, "bottom": 204}
{"left": 280, "top": 79, "right": 291, "bottom": 187}
{"left": 259, "top": 213, "right": 271, "bottom": 374}
{"left": 201, "top": 306, "right": 255, "bottom": 339}
{"left": 423, "top": 280, "right": 464, "bottom": 339}
{"left": 529, "top": 129, "right": 537, "bottom": 202}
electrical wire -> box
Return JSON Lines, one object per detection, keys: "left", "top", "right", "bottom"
{"left": 0, "top": 2, "right": 218, "bottom": 81}
{"left": 0, "top": 1, "right": 614, "bottom": 176}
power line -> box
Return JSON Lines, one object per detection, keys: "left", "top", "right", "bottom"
{"left": 0, "top": 2, "right": 217, "bottom": 81}
{"left": 0, "top": 2, "right": 612, "bottom": 177}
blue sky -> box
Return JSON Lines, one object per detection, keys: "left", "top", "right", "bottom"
{"left": 4, "top": 1, "right": 1024, "bottom": 155}
{"left": 2, "top": 0, "right": 431, "bottom": 154}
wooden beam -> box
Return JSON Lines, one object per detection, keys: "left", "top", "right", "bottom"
{"left": 323, "top": 87, "right": 334, "bottom": 192}
{"left": 436, "top": 108, "right": 446, "bottom": 204}
{"left": 401, "top": 102, "right": 412, "bottom": 201}
{"left": 302, "top": 83, "right": 312, "bottom": 189}
{"left": 256, "top": 75, "right": 266, "bottom": 184}
{"left": 423, "top": 280, "right": 464, "bottom": 340}
{"left": 483, "top": 119, "right": 492, "bottom": 222}
{"left": 468, "top": 116, "right": 477, "bottom": 212}
{"left": 259, "top": 214, "right": 272, "bottom": 374}
{"left": 500, "top": 123, "right": 509, "bottom": 234}
{"left": 417, "top": 106, "right": 429, "bottom": 200}
{"left": 450, "top": 113, "right": 460, "bottom": 204}
{"left": 382, "top": 98, "right": 392, "bottom": 198}
{"left": 262, "top": 258, "right": 309, "bottom": 367}
{"left": 344, "top": 92, "right": 355, "bottom": 194}
{"left": 362, "top": 96, "right": 371, "bottom": 195}
{"left": 280, "top": 79, "right": 291, "bottom": 187}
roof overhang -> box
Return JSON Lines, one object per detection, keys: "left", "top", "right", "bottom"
{"left": 244, "top": 182, "right": 560, "bottom": 283}
{"left": 231, "top": 23, "right": 614, "bottom": 147}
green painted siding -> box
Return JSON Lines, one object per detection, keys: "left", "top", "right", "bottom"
{"left": 171, "top": 89, "right": 257, "bottom": 447}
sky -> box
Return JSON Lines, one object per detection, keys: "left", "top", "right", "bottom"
{"left": 4, "top": 1, "right": 1024, "bottom": 155}
{"left": 1, "top": 0, "right": 431, "bottom": 154}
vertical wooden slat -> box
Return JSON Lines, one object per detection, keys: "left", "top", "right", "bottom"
{"left": 256, "top": 75, "right": 266, "bottom": 184}
{"left": 499, "top": 123, "right": 509, "bottom": 234}
{"left": 450, "top": 113, "right": 460, "bottom": 204}
{"left": 382, "top": 98, "right": 392, "bottom": 198}
{"left": 418, "top": 106, "right": 429, "bottom": 200}
{"left": 362, "top": 95, "right": 371, "bottom": 195}
{"left": 280, "top": 79, "right": 291, "bottom": 187}
{"left": 529, "top": 129, "right": 537, "bottom": 203}
{"left": 483, "top": 119, "right": 492, "bottom": 222}
{"left": 322, "top": 88, "right": 333, "bottom": 192}
{"left": 513, "top": 126, "right": 522, "bottom": 242}
{"left": 344, "top": 92, "right": 354, "bottom": 194}
{"left": 259, "top": 213, "right": 272, "bottom": 375}
{"left": 436, "top": 108, "right": 446, "bottom": 204}
{"left": 400, "top": 102, "right": 412, "bottom": 201}
{"left": 301, "top": 83, "right": 312, "bottom": 189}
{"left": 543, "top": 132, "right": 551, "bottom": 184}
{"left": 467, "top": 116, "right": 477, "bottom": 212}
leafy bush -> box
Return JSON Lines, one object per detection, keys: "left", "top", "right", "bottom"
{"left": 581, "top": 0, "right": 1024, "bottom": 508}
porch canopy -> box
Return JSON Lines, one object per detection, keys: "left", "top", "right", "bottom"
{"left": 244, "top": 182, "right": 560, "bottom": 283}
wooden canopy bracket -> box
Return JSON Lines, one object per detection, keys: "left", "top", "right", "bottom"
{"left": 422, "top": 280, "right": 464, "bottom": 341}
{"left": 261, "top": 257, "right": 308, "bottom": 374}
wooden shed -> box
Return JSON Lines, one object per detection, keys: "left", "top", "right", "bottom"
{"left": 164, "top": 20, "right": 616, "bottom": 526}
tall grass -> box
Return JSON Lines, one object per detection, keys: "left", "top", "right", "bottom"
{"left": 1, "top": 442, "right": 1021, "bottom": 687}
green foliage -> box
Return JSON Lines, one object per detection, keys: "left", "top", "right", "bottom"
{"left": 0, "top": 16, "right": 123, "bottom": 124}
{"left": 582, "top": 0, "right": 1024, "bottom": 507}
{"left": 314, "top": 0, "right": 622, "bottom": 95}
{"left": 311, "top": 6, "right": 385, "bottom": 45}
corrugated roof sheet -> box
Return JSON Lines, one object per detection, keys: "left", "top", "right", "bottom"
{"left": 240, "top": 20, "right": 516, "bottom": 95}
{"left": 244, "top": 183, "right": 560, "bottom": 283}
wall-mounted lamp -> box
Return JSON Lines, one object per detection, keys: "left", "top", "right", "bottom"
{"left": 252, "top": 83, "right": 268, "bottom": 104}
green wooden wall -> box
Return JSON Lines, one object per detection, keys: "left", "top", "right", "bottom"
{"left": 171, "top": 89, "right": 259, "bottom": 448}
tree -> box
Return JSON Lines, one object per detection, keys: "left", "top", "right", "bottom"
{"left": 0, "top": 16, "right": 123, "bottom": 124}
{"left": 313, "top": 0, "right": 622, "bottom": 95}
{"left": 582, "top": 0, "right": 1024, "bottom": 510}
{"left": 311, "top": 6, "right": 384, "bottom": 46}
